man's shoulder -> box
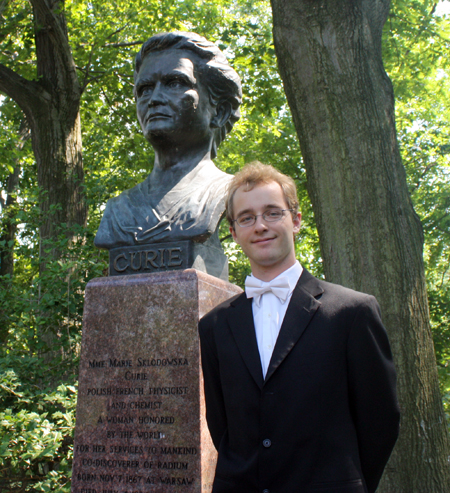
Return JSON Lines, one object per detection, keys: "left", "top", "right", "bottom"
{"left": 299, "top": 270, "right": 379, "bottom": 311}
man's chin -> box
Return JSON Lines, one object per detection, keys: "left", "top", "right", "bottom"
{"left": 146, "top": 128, "right": 208, "bottom": 150}
{"left": 145, "top": 127, "right": 176, "bottom": 144}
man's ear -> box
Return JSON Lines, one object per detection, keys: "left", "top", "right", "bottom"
{"left": 211, "top": 101, "right": 232, "bottom": 129}
{"left": 230, "top": 225, "right": 239, "bottom": 244}
{"left": 293, "top": 212, "right": 302, "bottom": 234}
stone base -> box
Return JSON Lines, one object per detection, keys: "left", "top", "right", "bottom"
{"left": 71, "top": 270, "right": 242, "bottom": 493}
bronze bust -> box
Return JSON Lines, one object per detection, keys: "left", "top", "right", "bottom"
{"left": 95, "top": 32, "right": 242, "bottom": 278}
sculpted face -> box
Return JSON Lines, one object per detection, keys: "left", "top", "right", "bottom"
{"left": 135, "top": 49, "right": 214, "bottom": 148}
{"left": 230, "top": 181, "right": 301, "bottom": 281}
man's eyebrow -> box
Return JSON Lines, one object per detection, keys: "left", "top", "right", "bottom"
{"left": 236, "top": 204, "right": 282, "bottom": 216}
{"left": 162, "top": 71, "right": 196, "bottom": 84}
{"left": 135, "top": 77, "right": 154, "bottom": 88}
{"left": 236, "top": 208, "right": 254, "bottom": 217}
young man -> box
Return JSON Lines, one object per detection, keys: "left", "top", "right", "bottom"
{"left": 198, "top": 162, "right": 400, "bottom": 493}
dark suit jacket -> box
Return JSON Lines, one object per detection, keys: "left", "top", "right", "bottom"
{"left": 198, "top": 269, "right": 400, "bottom": 493}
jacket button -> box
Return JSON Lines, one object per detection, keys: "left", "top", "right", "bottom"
{"left": 263, "top": 490, "right": 270, "bottom": 493}
{"left": 262, "top": 439, "right": 271, "bottom": 448}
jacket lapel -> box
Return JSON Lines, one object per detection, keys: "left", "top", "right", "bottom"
{"left": 227, "top": 293, "right": 264, "bottom": 389}
{"left": 264, "top": 270, "right": 324, "bottom": 383}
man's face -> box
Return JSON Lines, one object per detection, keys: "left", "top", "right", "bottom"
{"left": 230, "top": 181, "right": 301, "bottom": 281}
{"left": 135, "top": 49, "right": 213, "bottom": 148}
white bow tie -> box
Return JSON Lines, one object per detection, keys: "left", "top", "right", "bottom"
{"left": 245, "top": 276, "right": 291, "bottom": 307}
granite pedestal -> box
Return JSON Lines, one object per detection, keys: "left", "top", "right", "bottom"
{"left": 71, "top": 270, "right": 241, "bottom": 493}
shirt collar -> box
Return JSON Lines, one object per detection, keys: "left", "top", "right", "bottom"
{"left": 249, "top": 261, "right": 303, "bottom": 297}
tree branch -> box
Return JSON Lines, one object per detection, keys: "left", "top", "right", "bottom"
{"left": 29, "top": 0, "right": 79, "bottom": 91}
{"left": 0, "top": 62, "right": 50, "bottom": 116}
{"left": 78, "top": 17, "right": 144, "bottom": 89}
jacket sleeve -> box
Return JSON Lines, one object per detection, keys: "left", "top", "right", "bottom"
{"left": 198, "top": 314, "right": 228, "bottom": 451}
{"left": 347, "top": 295, "right": 400, "bottom": 493}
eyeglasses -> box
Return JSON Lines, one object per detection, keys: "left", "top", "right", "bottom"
{"left": 233, "top": 209, "right": 294, "bottom": 228}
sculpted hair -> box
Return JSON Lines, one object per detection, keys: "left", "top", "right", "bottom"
{"left": 134, "top": 31, "right": 242, "bottom": 159}
{"left": 226, "top": 161, "right": 299, "bottom": 226}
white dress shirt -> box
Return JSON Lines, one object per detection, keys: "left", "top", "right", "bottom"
{"left": 245, "top": 262, "right": 303, "bottom": 378}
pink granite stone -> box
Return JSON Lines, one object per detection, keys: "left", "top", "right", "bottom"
{"left": 72, "top": 269, "right": 242, "bottom": 493}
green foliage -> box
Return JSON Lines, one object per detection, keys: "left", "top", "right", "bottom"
{"left": 0, "top": 167, "right": 107, "bottom": 489}
{"left": 0, "top": 224, "right": 107, "bottom": 490}
{"left": 0, "top": 357, "right": 77, "bottom": 492}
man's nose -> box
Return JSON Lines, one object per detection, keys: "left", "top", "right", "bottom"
{"left": 148, "top": 82, "right": 167, "bottom": 106}
{"left": 253, "top": 215, "right": 268, "bottom": 233}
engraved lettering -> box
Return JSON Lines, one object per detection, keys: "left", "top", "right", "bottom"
{"left": 167, "top": 247, "right": 182, "bottom": 267}
{"left": 99, "top": 474, "right": 120, "bottom": 482}
{"left": 109, "top": 241, "right": 190, "bottom": 276}
{"left": 87, "top": 387, "right": 142, "bottom": 396}
{"left": 160, "top": 446, "right": 197, "bottom": 455}
{"left": 138, "top": 416, "right": 175, "bottom": 424}
{"left": 137, "top": 357, "right": 189, "bottom": 367}
{"left": 78, "top": 473, "right": 97, "bottom": 481}
{"left": 106, "top": 416, "right": 134, "bottom": 424}
{"left": 81, "top": 459, "right": 139, "bottom": 468}
{"left": 119, "top": 431, "right": 133, "bottom": 438}
{"left": 130, "top": 251, "right": 142, "bottom": 271}
{"left": 107, "top": 402, "right": 126, "bottom": 410}
{"left": 125, "top": 475, "right": 143, "bottom": 483}
{"left": 93, "top": 444, "right": 106, "bottom": 453}
{"left": 148, "top": 387, "right": 188, "bottom": 395}
{"left": 128, "top": 401, "right": 162, "bottom": 410}
{"left": 125, "top": 371, "right": 148, "bottom": 380}
{"left": 109, "top": 359, "right": 132, "bottom": 368}
{"left": 87, "top": 387, "right": 113, "bottom": 396}
{"left": 116, "top": 387, "right": 143, "bottom": 395}
{"left": 159, "top": 248, "right": 166, "bottom": 267}
{"left": 113, "top": 252, "right": 128, "bottom": 272}
{"left": 136, "top": 431, "right": 163, "bottom": 439}
{"left": 158, "top": 462, "right": 188, "bottom": 470}
{"left": 88, "top": 360, "right": 106, "bottom": 368}
{"left": 160, "top": 477, "right": 194, "bottom": 485}
{"left": 109, "top": 445, "right": 143, "bottom": 454}
{"left": 145, "top": 249, "right": 158, "bottom": 268}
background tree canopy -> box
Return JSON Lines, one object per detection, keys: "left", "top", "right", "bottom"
{"left": 0, "top": 0, "right": 449, "bottom": 491}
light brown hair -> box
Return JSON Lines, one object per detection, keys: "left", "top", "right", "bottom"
{"left": 226, "top": 161, "right": 299, "bottom": 226}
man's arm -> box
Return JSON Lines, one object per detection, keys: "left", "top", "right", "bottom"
{"left": 347, "top": 295, "right": 400, "bottom": 493}
{"left": 198, "top": 316, "right": 228, "bottom": 450}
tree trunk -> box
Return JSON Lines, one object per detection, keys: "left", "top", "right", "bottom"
{"left": 270, "top": 0, "right": 450, "bottom": 490}
{"left": 0, "top": 1, "right": 86, "bottom": 358}
{"left": 0, "top": 0, "right": 87, "bottom": 263}
{"left": 32, "top": 0, "right": 87, "bottom": 258}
